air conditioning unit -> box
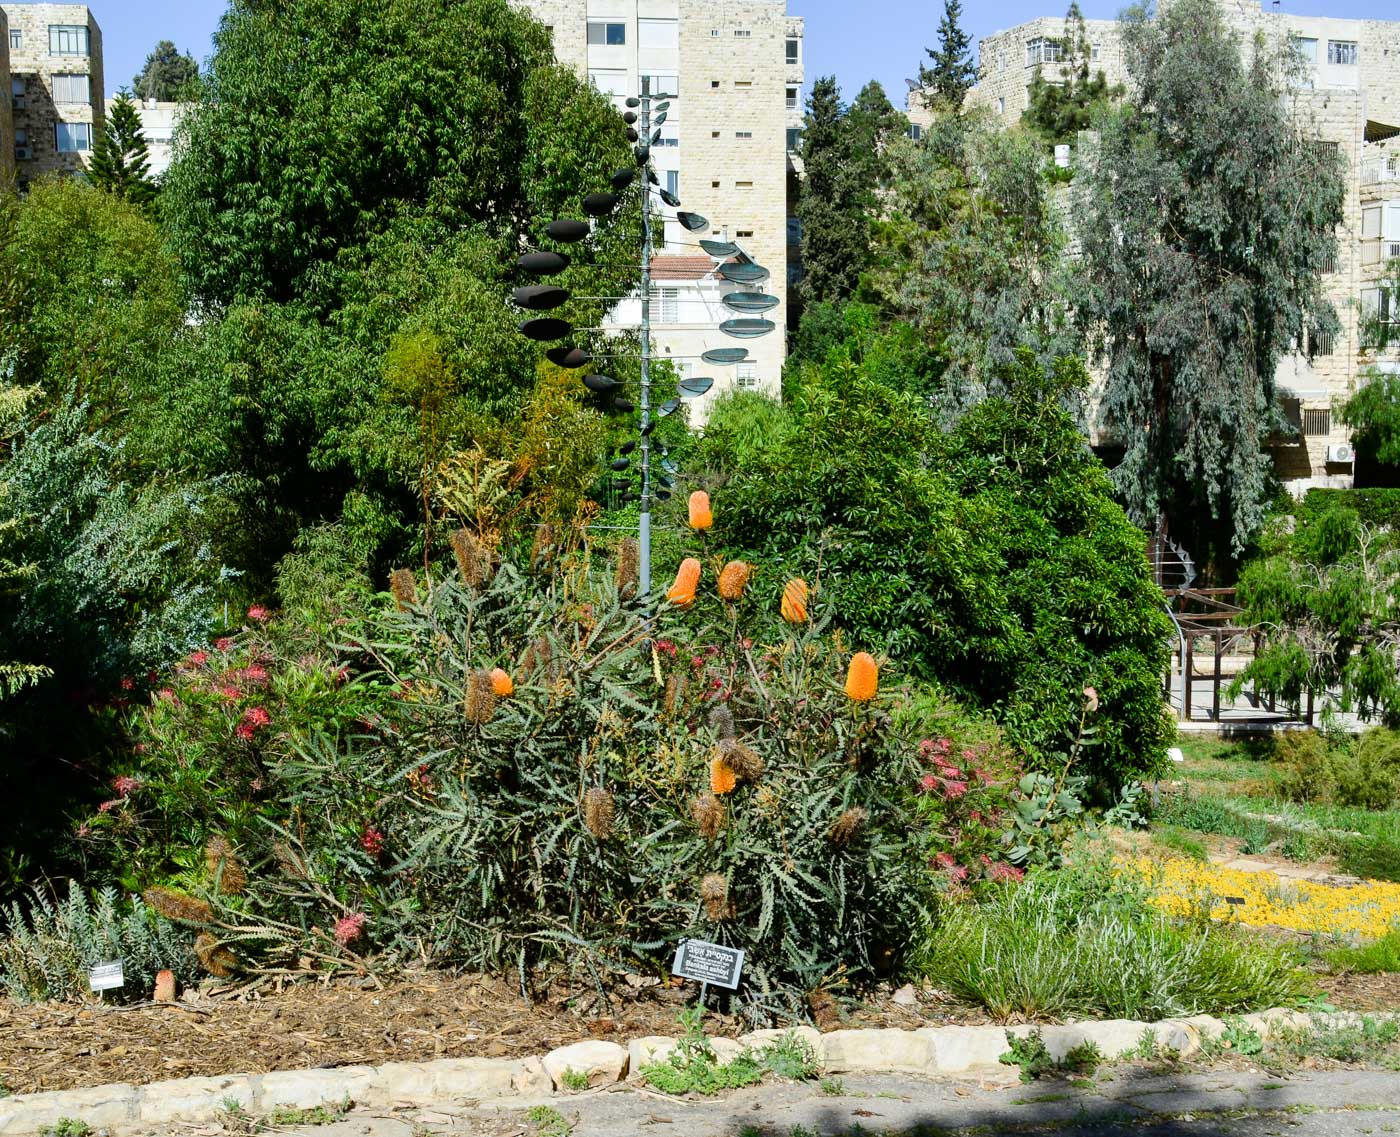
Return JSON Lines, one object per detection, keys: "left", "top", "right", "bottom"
{"left": 1328, "top": 442, "right": 1356, "bottom": 464}
{"left": 14, "top": 146, "right": 32, "bottom": 161}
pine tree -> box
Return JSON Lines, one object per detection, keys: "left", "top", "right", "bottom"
{"left": 796, "top": 77, "right": 869, "bottom": 307}
{"left": 89, "top": 90, "right": 157, "bottom": 206}
{"left": 845, "top": 81, "right": 906, "bottom": 200}
{"left": 919, "top": 0, "right": 977, "bottom": 109}
{"left": 132, "top": 40, "right": 199, "bottom": 103}
{"left": 1023, "top": 2, "right": 1123, "bottom": 147}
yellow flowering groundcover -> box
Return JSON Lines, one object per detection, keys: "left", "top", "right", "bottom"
{"left": 1124, "top": 856, "right": 1400, "bottom": 940}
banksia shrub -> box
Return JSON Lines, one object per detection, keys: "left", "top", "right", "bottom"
{"left": 582, "top": 788, "right": 615, "bottom": 839}
{"left": 781, "top": 578, "right": 809, "bottom": 624}
{"left": 204, "top": 835, "right": 247, "bottom": 896}
{"left": 615, "top": 538, "right": 640, "bottom": 600}
{"left": 708, "top": 704, "right": 736, "bottom": 741}
{"left": 828, "top": 807, "right": 868, "bottom": 846}
{"left": 710, "top": 754, "right": 738, "bottom": 795}
{"left": 692, "top": 793, "right": 725, "bottom": 840}
{"left": 390, "top": 568, "right": 417, "bottom": 611}
{"left": 700, "top": 873, "right": 733, "bottom": 921}
{"left": 464, "top": 669, "right": 498, "bottom": 725}
{"left": 845, "top": 652, "right": 879, "bottom": 702}
{"left": 142, "top": 887, "right": 212, "bottom": 925}
{"left": 663, "top": 673, "right": 688, "bottom": 716}
{"left": 194, "top": 932, "right": 238, "bottom": 978}
{"left": 720, "top": 738, "right": 764, "bottom": 784}
{"left": 667, "top": 558, "right": 702, "bottom": 607}
{"left": 718, "top": 560, "right": 752, "bottom": 602}
{"left": 489, "top": 667, "right": 514, "bottom": 697}
{"left": 687, "top": 491, "right": 713, "bottom": 531}
{"left": 449, "top": 528, "right": 489, "bottom": 587}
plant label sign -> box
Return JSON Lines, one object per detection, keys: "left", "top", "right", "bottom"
{"left": 88, "top": 960, "right": 125, "bottom": 993}
{"left": 671, "top": 939, "right": 744, "bottom": 990}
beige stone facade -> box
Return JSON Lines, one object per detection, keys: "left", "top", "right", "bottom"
{"left": 3, "top": 3, "right": 104, "bottom": 181}
{"left": 514, "top": 0, "right": 802, "bottom": 420}
{"left": 961, "top": 6, "right": 1400, "bottom": 493}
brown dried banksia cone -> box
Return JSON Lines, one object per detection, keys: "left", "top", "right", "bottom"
{"left": 449, "top": 528, "right": 489, "bottom": 587}
{"left": 143, "top": 887, "right": 212, "bottom": 925}
{"left": 707, "top": 704, "right": 736, "bottom": 741}
{"left": 530, "top": 523, "right": 557, "bottom": 569}
{"left": 663, "top": 673, "right": 688, "bottom": 716}
{"left": 717, "top": 560, "right": 752, "bottom": 602}
{"left": 808, "top": 987, "right": 842, "bottom": 1032}
{"left": 719, "top": 738, "right": 764, "bottom": 784}
{"left": 615, "top": 538, "right": 639, "bottom": 600}
{"left": 691, "top": 793, "right": 725, "bottom": 840}
{"left": 205, "top": 835, "right": 247, "bottom": 896}
{"left": 700, "top": 873, "right": 733, "bottom": 921}
{"left": 194, "top": 932, "right": 238, "bottom": 978}
{"left": 828, "top": 807, "right": 869, "bottom": 846}
{"left": 464, "top": 669, "right": 498, "bottom": 725}
{"left": 582, "top": 787, "right": 615, "bottom": 839}
{"left": 272, "top": 840, "right": 310, "bottom": 880}
{"left": 389, "top": 568, "right": 417, "bottom": 611}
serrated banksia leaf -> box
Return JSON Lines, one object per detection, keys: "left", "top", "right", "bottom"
{"left": 692, "top": 793, "right": 725, "bottom": 840}
{"left": 667, "top": 558, "right": 701, "bottom": 607}
{"left": 781, "top": 578, "right": 809, "bottom": 624}
{"left": 710, "top": 754, "right": 737, "bottom": 795}
{"left": 583, "top": 787, "right": 615, "bottom": 839}
{"left": 389, "top": 568, "right": 417, "bottom": 611}
{"left": 143, "top": 887, "right": 212, "bottom": 925}
{"left": 717, "top": 560, "right": 752, "bottom": 602}
{"left": 845, "top": 652, "right": 879, "bottom": 702}
{"left": 687, "top": 491, "right": 713, "bottom": 531}
{"left": 464, "top": 669, "right": 498, "bottom": 724}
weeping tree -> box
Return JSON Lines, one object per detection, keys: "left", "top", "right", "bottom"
{"left": 1074, "top": 0, "right": 1345, "bottom": 558}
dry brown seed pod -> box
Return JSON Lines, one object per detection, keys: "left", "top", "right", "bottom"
{"left": 142, "top": 887, "right": 212, "bottom": 925}
{"left": 707, "top": 704, "right": 736, "bottom": 741}
{"left": 464, "top": 669, "right": 498, "bottom": 725}
{"left": 530, "top": 523, "right": 557, "bottom": 569}
{"left": 691, "top": 793, "right": 725, "bottom": 840}
{"left": 615, "top": 538, "right": 640, "bottom": 600}
{"left": 828, "top": 807, "right": 869, "bottom": 846}
{"left": 389, "top": 568, "right": 417, "bottom": 611}
{"left": 194, "top": 932, "right": 238, "bottom": 978}
{"left": 583, "top": 787, "right": 616, "bottom": 839}
{"left": 204, "top": 835, "right": 247, "bottom": 896}
{"left": 719, "top": 738, "right": 764, "bottom": 783}
{"left": 700, "top": 873, "right": 734, "bottom": 921}
{"left": 449, "top": 528, "right": 489, "bottom": 587}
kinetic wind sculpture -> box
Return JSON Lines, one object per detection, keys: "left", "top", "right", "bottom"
{"left": 511, "top": 81, "right": 779, "bottom": 597}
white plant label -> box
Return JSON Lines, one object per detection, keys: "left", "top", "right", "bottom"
{"left": 89, "top": 960, "right": 125, "bottom": 992}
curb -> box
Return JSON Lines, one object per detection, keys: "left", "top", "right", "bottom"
{"left": 0, "top": 1008, "right": 1388, "bottom": 1135}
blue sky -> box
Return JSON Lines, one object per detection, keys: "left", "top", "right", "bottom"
{"left": 93, "top": 0, "right": 1392, "bottom": 101}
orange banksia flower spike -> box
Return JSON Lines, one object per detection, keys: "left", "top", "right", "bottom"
{"left": 687, "top": 491, "right": 713, "bottom": 531}
{"left": 710, "top": 754, "right": 738, "bottom": 795}
{"left": 667, "top": 558, "right": 702, "bottom": 607}
{"left": 489, "top": 667, "right": 514, "bottom": 697}
{"left": 717, "top": 560, "right": 752, "bottom": 602}
{"left": 781, "top": 578, "right": 809, "bottom": 624}
{"left": 845, "top": 652, "right": 879, "bottom": 702}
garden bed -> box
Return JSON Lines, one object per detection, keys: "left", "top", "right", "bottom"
{"left": 0, "top": 972, "right": 988, "bottom": 1096}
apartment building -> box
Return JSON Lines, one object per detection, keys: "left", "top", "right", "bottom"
{"left": 3, "top": 3, "right": 103, "bottom": 181}
{"left": 961, "top": 3, "right": 1400, "bottom": 492}
{"left": 105, "top": 97, "right": 183, "bottom": 178}
{"left": 515, "top": 0, "right": 803, "bottom": 418}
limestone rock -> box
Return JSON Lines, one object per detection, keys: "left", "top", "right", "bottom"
{"left": 541, "top": 1039, "right": 628, "bottom": 1090}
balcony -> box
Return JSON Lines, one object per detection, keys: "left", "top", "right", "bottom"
{"left": 1361, "top": 238, "right": 1400, "bottom": 267}
{"left": 1361, "top": 155, "right": 1399, "bottom": 185}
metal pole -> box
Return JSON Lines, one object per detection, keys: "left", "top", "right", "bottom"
{"left": 638, "top": 80, "right": 653, "bottom": 599}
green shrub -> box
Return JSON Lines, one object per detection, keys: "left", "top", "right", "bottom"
{"left": 1277, "top": 729, "right": 1400, "bottom": 810}
{"left": 918, "top": 861, "right": 1311, "bottom": 1021}
{"left": 1338, "top": 836, "right": 1400, "bottom": 884}
{"left": 1325, "top": 927, "right": 1400, "bottom": 974}
{"left": 1276, "top": 730, "right": 1331, "bottom": 804}
{"left": 0, "top": 882, "right": 197, "bottom": 1003}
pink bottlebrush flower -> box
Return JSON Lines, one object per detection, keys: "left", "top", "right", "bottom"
{"left": 75, "top": 824, "right": 91, "bottom": 838}
{"left": 334, "top": 912, "right": 366, "bottom": 946}
{"left": 933, "top": 852, "right": 957, "bottom": 870}
{"left": 948, "top": 864, "right": 969, "bottom": 882}
{"left": 186, "top": 650, "right": 209, "bottom": 668}
{"left": 943, "top": 780, "right": 969, "bottom": 800}
{"left": 119, "top": 677, "right": 135, "bottom": 692}
{"left": 918, "top": 738, "right": 936, "bottom": 758}
{"left": 156, "top": 688, "right": 179, "bottom": 704}
{"left": 361, "top": 827, "right": 385, "bottom": 856}
{"left": 215, "top": 637, "right": 234, "bottom": 652}
{"left": 134, "top": 743, "right": 147, "bottom": 755}
{"left": 968, "top": 810, "right": 984, "bottom": 825}
{"left": 247, "top": 605, "right": 271, "bottom": 623}
{"left": 146, "top": 670, "right": 158, "bottom": 684}
{"left": 113, "top": 775, "right": 141, "bottom": 796}
{"left": 249, "top": 777, "right": 263, "bottom": 792}
{"left": 961, "top": 749, "right": 976, "bottom": 761}
{"left": 97, "top": 799, "right": 121, "bottom": 813}
{"left": 236, "top": 706, "right": 270, "bottom": 739}
{"left": 217, "top": 684, "right": 241, "bottom": 701}
{"left": 241, "top": 665, "right": 269, "bottom": 685}
{"left": 691, "top": 656, "right": 706, "bottom": 670}
{"left": 988, "top": 862, "right": 1026, "bottom": 883}
{"left": 919, "top": 773, "right": 940, "bottom": 793}
{"left": 655, "top": 639, "right": 677, "bottom": 657}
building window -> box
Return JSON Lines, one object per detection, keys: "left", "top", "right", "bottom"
{"left": 711, "top": 28, "right": 720, "bottom": 37}
{"left": 9, "top": 28, "right": 21, "bottom": 51}
{"left": 735, "top": 80, "right": 752, "bottom": 88}
{"left": 997, "top": 51, "right": 1006, "bottom": 72}
{"left": 736, "top": 229, "right": 754, "bottom": 237}
{"left": 1293, "top": 36, "right": 1318, "bottom": 64}
{"left": 711, "top": 80, "right": 720, "bottom": 88}
{"left": 908, "top": 123, "right": 923, "bottom": 140}
{"left": 1303, "top": 408, "right": 1332, "bottom": 436}
{"left": 786, "top": 127, "right": 801, "bottom": 151}
{"left": 734, "top": 28, "right": 751, "bottom": 38}
{"left": 1362, "top": 287, "right": 1395, "bottom": 347}
{"left": 786, "top": 86, "right": 798, "bottom": 110}
{"left": 736, "top": 362, "right": 758, "bottom": 390}
{"left": 785, "top": 38, "right": 799, "bottom": 65}
{"left": 642, "top": 73, "right": 678, "bottom": 97}
{"left": 48, "top": 24, "right": 90, "bottom": 56}
{"left": 51, "top": 73, "right": 90, "bottom": 104}
{"left": 14, "top": 128, "right": 29, "bottom": 159}
{"left": 586, "top": 21, "right": 626, "bottom": 46}
{"left": 735, "top": 131, "right": 753, "bottom": 139}
{"left": 1091, "top": 42, "right": 1101, "bottom": 61}
{"left": 711, "top": 130, "right": 720, "bottom": 138}
{"left": 658, "top": 287, "right": 679, "bottom": 323}
{"left": 11, "top": 77, "right": 25, "bottom": 109}
{"left": 711, "top": 180, "right": 720, "bottom": 187}
{"left": 655, "top": 128, "right": 679, "bottom": 147}
{"left": 1025, "top": 37, "right": 1065, "bottom": 66}
{"left": 665, "top": 170, "right": 679, "bottom": 197}
{"left": 1308, "top": 328, "right": 1335, "bottom": 358}
{"left": 1328, "top": 40, "right": 1358, "bottom": 65}
{"left": 589, "top": 70, "right": 628, "bottom": 98}
{"left": 997, "top": 97, "right": 1005, "bottom": 115}
{"left": 55, "top": 121, "right": 92, "bottom": 152}
{"left": 736, "top": 180, "right": 753, "bottom": 187}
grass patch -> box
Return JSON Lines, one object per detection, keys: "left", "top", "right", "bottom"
{"left": 1153, "top": 825, "right": 1210, "bottom": 862}
{"left": 1326, "top": 926, "right": 1400, "bottom": 973}
{"left": 525, "top": 1105, "right": 572, "bottom": 1137}
{"left": 918, "top": 860, "right": 1311, "bottom": 1021}
{"left": 39, "top": 1123, "right": 91, "bottom": 1137}
{"left": 558, "top": 1068, "right": 590, "bottom": 1093}
{"left": 1265, "top": 1015, "right": 1400, "bottom": 1071}
{"left": 819, "top": 1077, "right": 846, "bottom": 1096}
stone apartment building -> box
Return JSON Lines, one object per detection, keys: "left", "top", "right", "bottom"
{"left": 946, "top": 2, "right": 1400, "bottom": 493}
{"left": 105, "top": 97, "right": 183, "bottom": 178}
{"left": 514, "top": 0, "right": 804, "bottom": 419}
{"left": 3, "top": 2, "right": 103, "bottom": 182}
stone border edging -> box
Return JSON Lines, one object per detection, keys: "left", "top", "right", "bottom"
{"left": 0, "top": 1008, "right": 1390, "bottom": 1135}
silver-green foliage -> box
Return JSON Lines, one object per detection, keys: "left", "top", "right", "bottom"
{"left": 0, "top": 881, "right": 197, "bottom": 1003}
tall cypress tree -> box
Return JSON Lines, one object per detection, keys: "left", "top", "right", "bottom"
{"left": 796, "top": 77, "right": 868, "bottom": 307}
{"left": 1074, "top": 0, "right": 1346, "bottom": 556}
{"left": 89, "top": 90, "right": 157, "bottom": 206}
{"left": 845, "top": 81, "right": 906, "bottom": 199}
{"left": 919, "top": 0, "right": 977, "bottom": 109}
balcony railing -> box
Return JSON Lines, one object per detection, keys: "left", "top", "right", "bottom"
{"left": 1361, "top": 238, "right": 1400, "bottom": 266}
{"left": 1361, "top": 156, "right": 1400, "bottom": 184}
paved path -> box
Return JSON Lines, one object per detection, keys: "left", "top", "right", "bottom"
{"left": 254, "top": 1067, "right": 1400, "bottom": 1137}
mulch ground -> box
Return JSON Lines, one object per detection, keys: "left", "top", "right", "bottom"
{"left": 0, "top": 972, "right": 985, "bottom": 1096}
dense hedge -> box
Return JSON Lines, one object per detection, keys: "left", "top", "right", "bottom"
{"left": 1300, "top": 488, "right": 1400, "bottom": 532}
